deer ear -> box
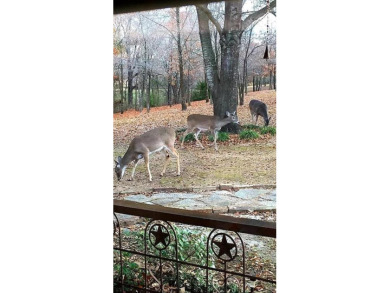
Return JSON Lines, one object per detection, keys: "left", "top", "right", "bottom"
{"left": 116, "top": 156, "right": 122, "bottom": 164}
{"left": 225, "top": 111, "right": 230, "bottom": 117}
{"left": 114, "top": 160, "right": 118, "bottom": 164}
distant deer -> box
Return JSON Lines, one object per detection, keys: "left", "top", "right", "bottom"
{"left": 114, "top": 127, "right": 180, "bottom": 182}
{"left": 181, "top": 111, "right": 239, "bottom": 151}
{"left": 249, "top": 100, "right": 271, "bottom": 126}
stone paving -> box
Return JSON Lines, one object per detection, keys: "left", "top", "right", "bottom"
{"left": 123, "top": 188, "right": 276, "bottom": 214}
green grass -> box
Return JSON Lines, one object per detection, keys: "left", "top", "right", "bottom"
{"left": 239, "top": 129, "right": 260, "bottom": 140}
{"left": 240, "top": 124, "right": 276, "bottom": 136}
{"left": 208, "top": 131, "right": 229, "bottom": 142}
{"left": 241, "top": 124, "right": 262, "bottom": 130}
{"left": 260, "top": 126, "right": 276, "bottom": 135}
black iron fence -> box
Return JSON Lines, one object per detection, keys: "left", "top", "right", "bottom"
{"left": 114, "top": 199, "right": 276, "bottom": 292}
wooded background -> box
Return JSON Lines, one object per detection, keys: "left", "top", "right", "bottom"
{"left": 113, "top": 0, "right": 276, "bottom": 115}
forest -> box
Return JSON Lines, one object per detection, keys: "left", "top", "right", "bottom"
{"left": 113, "top": 0, "right": 276, "bottom": 116}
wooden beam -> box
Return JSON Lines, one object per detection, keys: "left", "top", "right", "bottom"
{"left": 114, "top": 0, "right": 224, "bottom": 14}
{"left": 114, "top": 199, "right": 276, "bottom": 238}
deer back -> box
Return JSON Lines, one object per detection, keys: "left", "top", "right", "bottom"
{"left": 122, "top": 127, "right": 175, "bottom": 164}
{"left": 133, "top": 127, "right": 175, "bottom": 151}
{"left": 187, "top": 113, "right": 238, "bottom": 131}
{"left": 249, "top": 100, "right": 268, "bottom": 118}
{"left": 187, "top": 114, "right": 219, "bottom": 130}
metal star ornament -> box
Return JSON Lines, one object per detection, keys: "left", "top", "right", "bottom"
{"left": 212, "top": 234, "right": 236, "bottom": 260}
{"left": 150, "top": 225, "right": 170, "bottom": 247}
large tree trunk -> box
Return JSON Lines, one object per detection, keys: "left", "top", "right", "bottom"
{"left": 197, "top": 2, "right": 241, "bottom": 118}
{"left": 218, "top": 2, "right": 242, "bottom": 132}
{"left": 196, "top": 5, "right": 219, "bottom": 104}
{"left": 204, "top": 73, "right": 210, "bottom": 103}
{"left": 196, "top": 0, "right": 273, "bottom": 131}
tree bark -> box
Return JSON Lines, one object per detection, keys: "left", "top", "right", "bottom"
{"left": 139, "top": 71, "right": 145, "bottom": 112}
{"left": 146, "top": 71, "right": 151, "bottom": 112}
{"left": 273, "top": 65, "right": 276, "bottom": 90}
{"left": 187, "top": 65, "right": 191, "bottom": 106}
{"left": 167, "top": 76, "right": 172, "bottom": 107}
{"left": 176, "top": 7, "right": 187, "bottom": 111}
{"left": 156, "top": 75, "right": 159, "bottom": 106}
{"left": 196, "top": 5, "right": 219, "bottom": 103}
{"left": 119, "top": 59, "right": 124, "bottom": 114}
{"left": 127, "top": 67, "right": 136, "bottom": 109}
{"left": 259, "top": 76, "right": 262, "bottom": 91}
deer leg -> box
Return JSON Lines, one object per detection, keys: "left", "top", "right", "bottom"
{"left": 213, "top": 130, "right": 219, "bottom": 151}
{"left": 160, "top": 151, "right": 170, "bottom": 176}
{"left": 181, "top": 129, "right": 190, "bottom": 148}
{"left": 130, "top": 160, "right": 140, "bottom": 180}
{"left": 194, "top": 129, "right": 204, "bottom": 149}
{"left": 144, "top": 153, "right": 152, "bottom": 182}
{"left": 255, "top": 115, "right": 259, "bottom": 125}
{"left": 166, "top": 145, "right": 181, "bottom": 176}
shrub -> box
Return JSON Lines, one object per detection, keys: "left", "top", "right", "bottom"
{"left": 191, "top": 81, "right": 208, "bottom": 101}
{"left": 239, "top": 129, "right": 260, "bottom": 140}
{"left": 242, "top": 124, "right": 261, "bottom": 130}
{"left": 208, "top": 131, "right": 229, "bottom": 142}
{"left": 182, "top": 133, "right": 196, "bottom": 142}
{"left": 260, "top": 126, "right": 276, "bottom": 135}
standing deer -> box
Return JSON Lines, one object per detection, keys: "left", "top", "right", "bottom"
{"left": 114, "top": 127, "right": 180, "bottom": 182}
{"left": 181, "top": 111, "right": 239, "bottom": 151}
{"left": 249, "top": 100, "right": 271, "bottom": 126}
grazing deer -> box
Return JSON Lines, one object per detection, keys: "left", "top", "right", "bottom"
{"left": 249, "top": 100, "right": 271, "bottom": 126}
{"left": 114, "top": 127, "right": 180, "bottom": 182}
{"left": 181, "top": 111, "right": 239, "bottom": 151}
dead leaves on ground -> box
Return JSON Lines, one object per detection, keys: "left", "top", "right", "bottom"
{"left": 114, "top": 90, "right": 276, "bottom": 148}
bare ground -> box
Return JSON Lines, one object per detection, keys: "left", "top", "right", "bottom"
{"left": 113, "top": 90, "right": 276, "bottom": 194}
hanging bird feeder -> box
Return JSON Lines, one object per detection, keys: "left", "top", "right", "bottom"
{"left": 263, "top": 0, "right": 270, "bottom": 60}
{"left": 263, "top": 45, "right": 269, "bottom": 60}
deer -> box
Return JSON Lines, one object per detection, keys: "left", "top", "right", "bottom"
{"left": 180, "top": 111, "right": 239, "bottom": 151}
{"left": 114, "top": 127, "right": 180, "bottom": 182}
{"left": 249, "top": 100, "right": 271, "bottom": 126}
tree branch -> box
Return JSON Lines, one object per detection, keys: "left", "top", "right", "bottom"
{"left": 242, "top": 0, "right": 276, "bottom": 31}
{"left": 140, "top": 14, "right": 177, "bottom": 42}
{"left": 195, "top": 4, "right": 222, "bottom": 35}
{"left": 248, "top": 45, "right": 261, "bottom": 58}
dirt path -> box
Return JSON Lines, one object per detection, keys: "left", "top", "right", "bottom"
{"left": 113, "top": 90, "right": 276, "bottom": 194}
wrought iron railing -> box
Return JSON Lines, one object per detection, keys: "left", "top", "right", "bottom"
{"left": 114, "top": 199, "right": 276, "bottom": 292}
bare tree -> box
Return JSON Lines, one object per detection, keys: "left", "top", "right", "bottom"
{"left": 176, "top": 7, "right": 187, "bottom": 111}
